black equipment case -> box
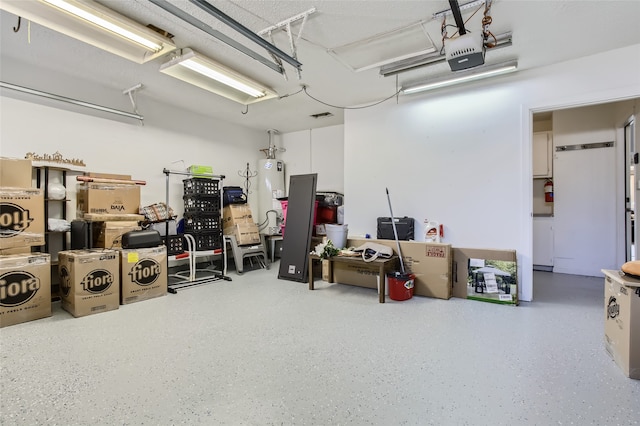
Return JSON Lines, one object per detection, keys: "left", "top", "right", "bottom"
{"left": 377, "top": 217, "right": 415, "bottom": 240}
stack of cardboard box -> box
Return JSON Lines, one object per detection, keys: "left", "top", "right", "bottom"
{"left": 0, "top": 157, "right": 51, "bottom": 328}
{"left": 1, "top": 159, "right": 168, "bottom": 326}
{"left": 57, "top": 245, "right": 168, "bottom": 317}
{"left": 223, "top": 204, "right": 260, "bottom": 245}
{"left": 76, "top": 172, "right": 143, "bottom": 248}
{"left": 61, "top": 171, "right": 167, "bottom": 317}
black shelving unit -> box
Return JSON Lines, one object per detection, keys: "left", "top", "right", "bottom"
{"left": 163, "top": 168, "right": 231, "bottom": 293}
{"left": 35, "top": 166, "right": 69, "bottom": 254}
{"left": 34, "top": 165, "right": 71, "bottom": 300}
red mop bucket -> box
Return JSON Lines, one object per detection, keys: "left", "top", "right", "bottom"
{"left": 387, "top": 272, "right": 415, "bottom": 301}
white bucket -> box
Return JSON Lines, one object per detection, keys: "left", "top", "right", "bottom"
{"left": 325, "top": 224, "right": 348, "bottom": 248}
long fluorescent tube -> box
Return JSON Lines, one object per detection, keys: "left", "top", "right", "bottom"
{"left": 0, "top": 0, "right": 176, "bottom": 63}
{"left": 160, "top": 49, "right": 278, "bottom": 105}
{"left": 402, "top": 60, "right": 518, "bottom": 94}
{"left": 43, "top": 0, "right": 162, "bottom": 51}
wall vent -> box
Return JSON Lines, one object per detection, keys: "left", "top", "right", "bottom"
{"left": 310, "top": 112, "right": 334, "bottom": 119}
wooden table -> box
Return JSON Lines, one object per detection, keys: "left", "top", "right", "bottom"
{"left": 308, "top": 254, "right": 399, "bottom": 303}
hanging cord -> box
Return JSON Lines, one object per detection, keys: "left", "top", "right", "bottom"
{"left": 302, "top": 85, "right": 402, "bottom": 110}
{"left": 482, "top": 0, "right": 497, "bottom": 48}
{"left": 278, "top": 86, "right": 304, "bottom": 99}
{"left": 258, "top": 210, "right": 279, "bottom": 230}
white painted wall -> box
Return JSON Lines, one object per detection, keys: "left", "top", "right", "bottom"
{"left": 0, "top": 97, "right": 266, "bottom": 219}
{"left": 279, "top": 126, "right": 344, "bottom": 194}
{"left": 343, "top": 44, "right": 640, "bottom": 301}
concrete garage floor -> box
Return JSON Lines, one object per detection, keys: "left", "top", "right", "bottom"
{"left": 1, "top": 265, "right": 638, "bottom": 425}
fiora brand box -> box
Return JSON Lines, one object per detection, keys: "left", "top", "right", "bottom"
{"left": 0, "top": 188, "right": 45, "bottom": 250}
{"left": 120, "top": 246, "right": 167, "bottom": 305}
{"left": 58, "top": 249, "right": 119, "bottom": 318}
{"left": 0, "top": 253, "right": 51, "bottom": 328}
{"left": 602, "top": 269, "right": 640, "bottom": 379}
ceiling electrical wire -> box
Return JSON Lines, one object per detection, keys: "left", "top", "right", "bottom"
{"left": 482, "top": 0, "right": 497, "bottom": 48}
{"left": 301, "top": 85, "right": 402, "bottom": 110}
{"left": 439, "top": 3, "right": 485, "bottom": 54}
{"left": 278, "top": 86, "right": 304, "bottom": 99}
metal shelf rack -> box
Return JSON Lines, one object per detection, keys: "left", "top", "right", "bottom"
{"left": 163, "top": 168, "right": 231, "bottom": 293}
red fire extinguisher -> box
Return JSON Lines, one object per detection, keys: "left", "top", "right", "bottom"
{"left": 544, "top": 179, "right": 554, "bottom": 203}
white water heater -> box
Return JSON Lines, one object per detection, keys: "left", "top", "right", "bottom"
{"left": 257, "top": 158, "right": 285, "bottom": 235}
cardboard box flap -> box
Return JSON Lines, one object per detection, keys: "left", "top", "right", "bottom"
{"left": 603, "top": 269, "right": 640, "bottom": 288}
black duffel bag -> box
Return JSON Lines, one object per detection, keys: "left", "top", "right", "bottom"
{"left": 223, "top": 186, "right": 247, "bottom": 206}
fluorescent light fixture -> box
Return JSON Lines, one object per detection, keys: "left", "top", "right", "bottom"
{"left": 160, "top": 49, "right": 278, "bottom": 105}
{"left": 0, "top": 0, "right": 176, "bottom": 63}
{"left": 402, "top": 60, "right": 518, "bottom": 94}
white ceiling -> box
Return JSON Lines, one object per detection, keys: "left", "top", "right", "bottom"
{"left": 1, "top": 0, "right": 639, "bottom": 133}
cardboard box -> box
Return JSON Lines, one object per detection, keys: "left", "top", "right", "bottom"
{"left": 82, "top": 213, "right": 145, "bottom": 222}
{"left": 602, "top": 269, "right": 640, "bottom": 379}
{"left": 332, "top": 261, "right": 389, "bottom": 295}
{"left": 0, "top": 246, "right": 33, "bottom": 256}
{"left": 76, "top": 183, "right": 141, "bottom": 217}
{"left": 0, "top": 253, "right": 51, "bottom": 328}
{"left": 0, "top": 157, "right": 32, "bottom": 188}
{"left": 0, "top": 188, "right": 45, "bottom": 250}
{"left": 322, "top": 259, "right": 331, "bottom": 281}
{"left": 223, "top": 204, "right": 253, "bottom": 227}
{"left": 452, "top": 247, "right": 518, "bottom": 305}
{"left": 92, "top": 221, "right": 141, "bottom": 248}
{"left": 58, "top": 249, "right": 119, "bottom": 317}
{"left": 224, "top": 222, "right": 260, "bottom": 246}
{"left": 120, "top": 246, "right": 167, "bottom": 305}
{"left": 347, "top": 238, "right": 452, "bottom": 299}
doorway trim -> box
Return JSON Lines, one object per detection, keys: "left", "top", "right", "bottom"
{"left": 523, "top": 94, "right": 640, "bottom": 301}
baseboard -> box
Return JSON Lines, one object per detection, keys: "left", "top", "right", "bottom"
{"left": 533, "top": 265, "right": 553, "bottom": 272}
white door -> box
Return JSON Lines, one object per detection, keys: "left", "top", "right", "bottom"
{"left": 553, "top": 144, "right": 617, "bottom": 276}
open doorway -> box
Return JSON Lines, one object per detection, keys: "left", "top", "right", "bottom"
{"left": 532, "top": 112, "right": 554, "bottom": 272}
{"left": 532, "top": 100, "right": 639, "bottom": 278}
{"left": 625, "top": 117, "right": 636, "bottom": 261}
